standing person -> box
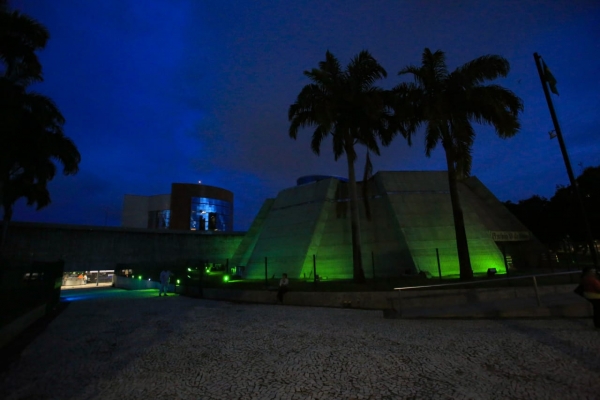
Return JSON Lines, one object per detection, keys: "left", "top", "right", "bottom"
{"left": 582, "top": 267, "right": 600, "bottom": 328}
{"left": 159, "top": 269, "right": 171, "bottom": 297}
{"left": 277, "top": 273, "right": 289, "bottom": 303}
{"left": 83, "top": 273, "right": 88, "bottom": 285}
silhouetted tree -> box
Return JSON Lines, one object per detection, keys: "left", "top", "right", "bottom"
{"left": 504, "top": 195, "right": 555, "bottom": 243}
{"left": 397, "top": 48, "right": 523, "bottom": 280}
{"left": 0, "top": 0, "right": 48, "bottom": 82}
{"left": 551, "top": 166, "right": 600, "bottom": 242}
{"left": 288, "top": 50, "right": 394, "bottom": 283}
{"left": 0, "top": 1, "right": 80, "bottom": 254}
{"left": 504, "top": 166, "right": 600, "bottom": 257}
{"left": 577, "top": 166, "right": 600, "bottom": 239}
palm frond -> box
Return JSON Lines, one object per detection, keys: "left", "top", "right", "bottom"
{"left": 398, "top": 65, "right": 426, "bottom": 86}
{"left": 390, "top": 81, "right": 422, "bottom": 144}
{"left": 451, "top": 54, "right": 510, "bottom": 86}
{"left": 466, "top": 84, "right": 523, "bottom": 138}
{"left": 424, "top": 121, "right": 442, "bottom": 157}
{"left": 347, "top": 50, "right": 387, "bottom": 89}
{"left": 320, "top": 50, "right": 343, "bottom": 77}
{"left": 450, "top": 118, "right": 475, "bottom": 177}
{"left": 332, "top": 124, "right": 346, "bottom": 161}
{"left": 310, "top": 126, "right": 328, "bottom": 155}
{"left": 289, "top": 50, "right": 392, "bottom": 162}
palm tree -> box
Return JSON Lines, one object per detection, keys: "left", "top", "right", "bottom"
{"left": 396, "top": 48, "right": 523, "bottom": 280}
{"left": 288, "top": 50, "right": 394, "bottom": 283}
{"left": 0, "top": 1, "right": 80, "bottom": 254}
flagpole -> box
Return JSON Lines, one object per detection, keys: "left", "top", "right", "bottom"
{"left": 533, "top": 52, "right": 599, "bottom": 268}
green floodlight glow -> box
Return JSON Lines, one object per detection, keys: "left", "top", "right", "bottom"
{"left": 138, "top": 276, "right": 142, "bottom": 280}
{"left": 288, "top": 240, "right": 507, "bottom": 280}
{"left": 187, "top": 268, "right": 192, "bottom": 272}
{"left": 177, "top": 279, "right": 180, "bottom": 284}
{"left": 223, "top": 275, "right": 230, "bottom": 282}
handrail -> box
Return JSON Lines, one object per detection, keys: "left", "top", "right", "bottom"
{"left": 394, "top": 270, "right": 581, "bottom": 291}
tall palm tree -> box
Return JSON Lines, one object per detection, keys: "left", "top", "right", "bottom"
{"left": 396, "top": 48, "right": 523, "bottom": 280}
{"left": 0, "top": 1, "right": 80, "bottom": 254}
{"left": 288, "top": 50, "right": 394, "bottom": 283}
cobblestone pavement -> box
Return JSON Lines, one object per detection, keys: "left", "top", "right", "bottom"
{"left": 1, "top": 288, "right": 599, "bottom": 400}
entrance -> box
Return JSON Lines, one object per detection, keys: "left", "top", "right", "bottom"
{"left": 61, "top": 270, "right": 114, "bottom": 289}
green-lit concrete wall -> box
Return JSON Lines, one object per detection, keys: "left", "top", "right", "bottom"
{"left": 230, "top": 199, "right": 274, "bottom": 268}
{"left": 377, "top": 172, "right": 506, "bottom": 277}
{"left": 242, "top": 171, "right": 539, "bottom": 280}
{"left": 243, "top": 179, "right": 338, "bottom": 279}
{"left": 308, "top": 178, "right": 415, "bottom": 280}
{"left": 4, "top": 222, "right": 244, "bottom": 271}
{"left": 462, "top": 176, "right": 547, "bottom": 268}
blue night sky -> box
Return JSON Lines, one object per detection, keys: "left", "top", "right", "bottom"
{"left": 10, "top": 0, "right": 600, "bottom": 231}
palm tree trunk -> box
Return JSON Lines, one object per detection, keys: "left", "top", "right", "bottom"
{"left": 345, "top": 143, "right": 366, "bottom": 283}
{"left": 444, "top": 149, "right": 473, "bottom": 280}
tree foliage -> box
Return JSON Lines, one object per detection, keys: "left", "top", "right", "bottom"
{"left": 395, "top": 48, "right": 523, "bottom": 279}
{"left": 505, "top": 166, "right": 600, "bottom": 251}
{"left": 288, "top": 50, "right": 399, "bottom": 283}
{"left": 0, "top": 1, "right": 80, "bottom": 253}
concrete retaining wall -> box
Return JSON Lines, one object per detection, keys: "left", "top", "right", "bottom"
{"left": 192, "top": 284, "right": 579, "bottom": 310}
{"left": 112, "top": 276, "right": 579, "bottom": 311}
{"left": 4, "top": 222, "right": 244, "bottom": 271}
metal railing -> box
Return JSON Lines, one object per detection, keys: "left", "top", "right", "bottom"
{"left": 392, "top": 270, "right": 581, "bottom": 311}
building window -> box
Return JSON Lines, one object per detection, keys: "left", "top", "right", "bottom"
{"left": 148, "top": 210, "right": 170, "bottom": 229}
{"left": 190, "top": 197, "right": 232, "bottom": 231}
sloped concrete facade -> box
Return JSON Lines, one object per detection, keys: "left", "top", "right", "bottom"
{"left": 241, "top": 171, "right": 543, "bottom": 280}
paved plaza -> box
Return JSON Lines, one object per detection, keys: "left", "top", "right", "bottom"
{"left": 1, "top": 288, "right": 599, "bottom": 400}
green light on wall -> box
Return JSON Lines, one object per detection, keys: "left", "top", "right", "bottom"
{"left": 187, "top": 268, "right": 192, "bottom": 272}
{"left": 223, "top": 275, "right": 230, "bottom": 282}
{"left": 138, "top": 276, "right": 142, "bottom": 280}
{"left": 470, "top": 252, "right": 507, "bottom": 276}
{"left": 177, "top": 279, "right": 181, "bottom": 284}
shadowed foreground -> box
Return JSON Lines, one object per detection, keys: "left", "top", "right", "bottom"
{"left": 0, "top": 288, "right": 599, "bottom": 399}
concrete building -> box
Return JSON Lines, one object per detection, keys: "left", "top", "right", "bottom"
{"left": 6, "top": 172, "right": 544, "bottom": 278}
{"left": 122, "top": 183, "right": 233, "bottom": 232}
{"left": 232, "top": 171, "right": 545, "bottom": 280}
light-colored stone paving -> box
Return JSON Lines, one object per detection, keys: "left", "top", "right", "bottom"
{"left": 1, "top": 288, "right": 599, "bottom": 400}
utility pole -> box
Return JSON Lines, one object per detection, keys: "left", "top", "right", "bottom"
{"left": 533, "top": 52, "right": 598, "bottom": 269}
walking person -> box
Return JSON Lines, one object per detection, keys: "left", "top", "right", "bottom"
{"left": 582, "top": 267, "right": 600, "bottom": 328}
{"left": 159, "top": 269, "right": 171, "bottom": 297}
{"left": 277, "top": 273, "right": 289, "bottom": 303}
